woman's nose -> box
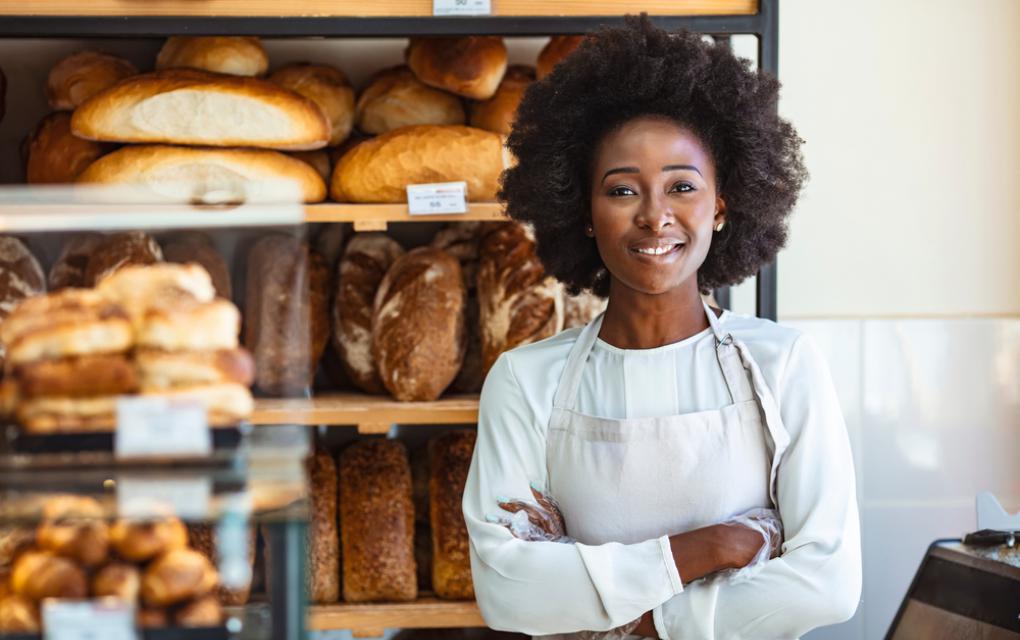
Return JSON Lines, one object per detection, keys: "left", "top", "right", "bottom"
{"left": 635, "top": 194, "right": 674, "bottom": 232}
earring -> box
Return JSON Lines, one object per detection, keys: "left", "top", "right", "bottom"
{"left": 585, "top": 224, "right": 594, "bottom": 237}
{"left": 714, "top": 221, "right": 725, "bottom": 233}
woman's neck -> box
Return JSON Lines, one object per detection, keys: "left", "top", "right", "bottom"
{"left": 598, "top": 277, "right": 710, "bottom": 350}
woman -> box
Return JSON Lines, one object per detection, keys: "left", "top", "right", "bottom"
{"left": 463, "top": 18, "right": 861, "bottom": 640}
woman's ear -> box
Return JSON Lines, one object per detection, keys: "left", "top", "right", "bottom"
{"left": 714, "top": 196, "right": 727, "bottom": 226}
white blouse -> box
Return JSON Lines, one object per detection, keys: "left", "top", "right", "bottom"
{"left": 463, "top": 310, "right": 862, "bottom": 639}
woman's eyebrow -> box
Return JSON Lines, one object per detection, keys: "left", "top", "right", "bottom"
{"left": 662, "top": 164, "right": 703, "bottom": 176}
{"left": 601, "top": 166, "right": 640, "bottom": 183}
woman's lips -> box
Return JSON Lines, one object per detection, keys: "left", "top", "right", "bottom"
{"left": 628, "top": 237, "right": 686, "bottom": 258}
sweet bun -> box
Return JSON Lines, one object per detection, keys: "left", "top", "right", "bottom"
{"left": 47, "top": 50, "right": 138, "bottom": 111}
{"left": 406, "top": 36, "right": 507, "bottom": 99}
{"left": 35, "top": 495, "right": 110, "bottom": 568}
{"left": 536, "top": 35, "right": 584, "bottom": 79}
{"left": 25, "top": 112, "right": 109, "bottom": 184}
{"left": 10, "top": 550, "right": 88, "bottom": 601}
{"left": 84, "top": 231, "right": 163, "bottom": 288}
{"left": 156, "top": 36, "right": 268, "bottom": 77}
{"left": 92, "top": 563, "right": 141, "bottom": 602}
{"left": 110, "top": 518, "right": 188, "bottom": 563}
{"left": 136, "top": 349, "right": 254, "bottom": 390}
{"left": 15, "top": 353, "right": 138, "bottom": 398}
{"left": 356, "top": 66, "right": 465, "bottom": 135}
{"left": 0, "top": 595, "right": 39, "bottom": 633}
{"left": 141, "top": 548, "right": 219, "bottom": 607}
{"left": 174, "top": 595, "right": 223, "bottom": 627}
{"left": 270, "top": 63, "right": 354, "bottom": 146}
{"left": 136, "top": 299, "right": 240, "bottom": 352}
{"left": 468, "top": 65, "right": 534, "bottom": 135}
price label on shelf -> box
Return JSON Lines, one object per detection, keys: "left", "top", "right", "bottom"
{"left": 115, "top": 396, "right": 210, "bottom": 459}
{"left": 43, "top": 599, "right": 137, "bottom": 640}
{"left": 116, "top": 475, "right": 212, "bottom": 521}
{"left": 406, "top": 181, "right": 468, "bottom": 215}
{"left": 433, "top": 0, "right": 491, "bottom": 16}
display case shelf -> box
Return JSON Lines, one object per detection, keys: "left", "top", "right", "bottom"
{"left": 305, "top": 202, "right": 506, "bottom": 230}
{"left": 251, "top": 393, "right": 480, "bottom": 430}
{"left": 308, "top": 598, "right": 484, "bottom": 638}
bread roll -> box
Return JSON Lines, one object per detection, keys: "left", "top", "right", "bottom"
{"left": 356, "top": 66, "right": 465, "bottom": 135}
{"left": 468, "top": 65, "right": 534, "bottom": 135}
{"left": 48, "top": 233, "right": 101, "bottom": 290}
{"left": 289, "top": 149, "right": 331, "bottom": 183}
{"left": 156, "top": 36, "right": 269, "bottom": 77}
{"left": 14, "top": 353, "right": 137, "bottom": 398}
{"left": 186, "top": 524, "right": 255, "bottom": 606}
{"left": 332, "top": 233, "right": 405, "bottom": 394}
{"left": 307, "top": 448, "right": 339, "bottom": 603}
{"left": 339, "top": 439, "right": 416, "bottom": 602}
{"left": 11, "top": 550, "right": 88, "bottom": 601}
{"left": 47, "top": 50, "right": 138, "bottom": 110}
{"left": 331, "top": 125, "right": 508, "bottom": 203}
{"left": 270, "top": 63, "right": 354, "bottom": 146}
{"left": 110, "top": 518, "right": 188, "bottom": 563}
{"left": 141, "top": 548, "right": 219, "bottom": 607}
{"left": 77, "top": 144, "right": 327, "bottom": 204}
{"left": 478, "top": 222, "right": 564, "bottom": 374}
{"left": 95, "top": 262, "right": 214, "bottom": 326}
{"left": 429, "top": 431, "right": 476, "bottom": 600}
{"left": 0, "top": 595, "right": 39, "bottom": 633}
{"left": 84, "top": 230, "right": 163, "bottom": 288}
{"left": 137, "top": 298, "right": 240, "bottom": 352}
{"left": 71, "top": 69, "right": 329, "bottom": 150}
{"left": 35, "top": 495, "right": 109, "bottom": 568}
{"left": 431, "top": 223, "right": 486, "bottom": 393}
{"left": 537, "top": 35, "right": 584, "bottom": 79}
{"left": 0, "top": 527, "right": 35, "bottom": 575}
{"left": 175, "top": 594, "right": 223, "bottom": 627}
{"left": 244, "top": 235, "right": 330, "bottom": 396}
{"left": 564, "top": 290, "right": 607, "bottom": 329}
{"left": 136, "top": 608, "right": 168, "bottom": 629}
{"left": 15, "top": 395, "right": 121, "bottom": 433}
{"left": 406, "top": 37, "right": 507, "bottom": 100}
{"left": 136, "top": 349, "right": 254, "bottom": 390}
{"left": 25, "top": 112, "right": 110, "bottom": 184}
{"left": 0, "top": 237, "right": 46, "bottom": 370}
{"left": 142, "top": 383, "right": 253, "bottom": 426}
{"left": 161, "top": 233, "right": 232, "bottom": 299}
{"left": 92, "top": 563, "right": 141, "bottom": 602}
{"left": 373, "top": 248, "right": 466, "bottom": 402}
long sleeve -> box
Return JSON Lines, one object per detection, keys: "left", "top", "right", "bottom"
{"left": 653, "top": 334, "right": 863, "bottom": 640}
{"left": 464, "top": 353, "right": 684, "bottom": 636}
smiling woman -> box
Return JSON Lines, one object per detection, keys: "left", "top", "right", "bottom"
{"left": 463, "top": 16, "right": 861, "bottom": 640}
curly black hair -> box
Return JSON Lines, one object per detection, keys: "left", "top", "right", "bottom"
{"left": 500, "top": 17, "right": 807, "bottom": 296}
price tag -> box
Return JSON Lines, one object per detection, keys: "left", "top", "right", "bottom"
{"left": 117, "top": 475, "right": 212, "bottom": 520}
{"left": 406, "top": 181, "right": 468, "bottom": 215}
{"left": 115, "top": 396, "right": 210, "bottom": 459}
{"left": 433, "top": 0, "right": 491, "bottom": 16}
{"left": 43, "top": 599, "right": 137, "bottom": 640}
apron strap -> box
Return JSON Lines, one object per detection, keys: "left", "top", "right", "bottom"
{"left": 703, "top": 300, "right": 755, "bottom": 405}
{"left": 552, "top": 312, "right": 605, "bottom": 410}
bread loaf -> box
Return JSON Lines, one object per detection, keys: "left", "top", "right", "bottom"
{"left": 110, "top": 518, "right": 188, "bottom": 563}
{"left": 244, "top": 235, "right": 330, "bottom": 396}
{"left": 0, "top": 595, "right": 39, "bottom": 633}
{"left": 0, "top": 67, "right": 6, "bottom": 123}
{"left": 84, "top": 230, "right": 163, "bottom": 288}
{"left": 156, "top": 36, "right": 269, "bottom": 77}
{"left": 289, "top": 150, "right": 331, "bottom": 183}
{"left": 47, "top": 50, "right": 138, "bottom": 110}
{"left": 161, "top": 233, "right": 232, "bottom": 299}
{"left": 564, "top": 290, "right": 607, "bottom": 329}
{"left": 0, "top": 237, "right": 46, "bottom": 371}
{"left": 406, "top": 37, "right": 507, "bottom": 100}
{"left": 136, "top": 349, "right": 253, "bottom": 390}
{"left": 71, "top": 69, "right": 330, "bottom": 150}
{"left": 136, "top": 299, "right": 240, "bottom": 352}
{"left": 477, "top": 222, "right": 564, "bottom": 373}
{"left": 307, "top": 448, "right": 339, "bottom": 603}
{"left": 429, "top": 431, "right": 476, "bottom": 600}
{"left": 372, "top": 248, "right": 466, "bottom": 402}
{"left": 339, "top": 439, "right": 416, "bottom": 602}
{"left": 330, "top": 125, "right": 508, "bottom": 203}
{"left": 36, "top": 495, "right": 110, "bottom": 568}
{"left": 141, "top": 548, "right": 219, "bottom": 607}
{"left": 92, "top": 563, "right": 141, "bottom": 602}
{"left": 333, "top": 233, "right": 405, "bottom": 394}
{"left": 468, "top": 65, "right": 534, "bottom": 135}
{"left": 94, "top": 262, "right": 214, "bottom": 326}
{"left": 14, "top": 353, "right": 138, "bottom": 398}
{"left": 11, "top": 550, "right": 88, "bottom": 601}
{"left": 48, "top": 233, "right": 101, "bottom": 290}
{"left": 77, "top": 144, "right": 327, "bottom": 204}
{"left": 356, "top": 66, "right": 465, "bottom": 135}
{"left": 537, "top": 35, "right": 584, "bottom": 79}
{"left": 15, "top": 396, "right": 119, "bottom": 433}
{"left": 142, "top": 383, "right": 253, "bottom": 426}
{"left": 25, "top": 112, "right": 110, "bottom": 184}
{"left": 270, "top": 63, "right": 354, "bottom": 146}
{"left": 431, "top": 223, "right": 486, "bottom": 392}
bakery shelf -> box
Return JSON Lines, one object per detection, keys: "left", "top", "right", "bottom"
{"left": 307, "top": 598, "right": 484, "bottom": 637}
{"left": 251, "top": 393, "right": 479, "bottom": 431}
{"left": 304, "top": 202, "right": 506, "bottom": 230}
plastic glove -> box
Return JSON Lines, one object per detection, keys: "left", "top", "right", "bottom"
{"left": 717, "top": 507, "right": 784, "bottom": 584}
{"left": 486, "top": 483, "right": 572, "bottom": 543}
{"left": 576, "top": 617, "right": 641, "bottom": 640}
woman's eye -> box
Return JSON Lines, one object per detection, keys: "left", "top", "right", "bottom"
{"left": 671, "top": 182, "right": 695, "bottom": 193}
{"left": 608, "top": 186, "right": 636, "bottom": 197}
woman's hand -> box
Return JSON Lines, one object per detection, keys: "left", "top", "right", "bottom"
{"left": 717, "top": 508, "right": 784, "bottom": 583}
{"left": 486, "top": 484, "right": 570, "bottom": 542}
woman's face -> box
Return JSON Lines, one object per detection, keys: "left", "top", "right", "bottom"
{"left": 589, "top": 116, "right": 725, "bottom": 297}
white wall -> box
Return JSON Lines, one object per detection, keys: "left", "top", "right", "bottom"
{"left": 778, "top": 0, "right": 1020, "bottom": 319}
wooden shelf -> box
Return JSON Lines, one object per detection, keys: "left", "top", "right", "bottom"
{"left": 251, "top": 393, "right": 479, "bottom": 431}
{"left": 308, "top": 598, "right": 484, "bottom": 637}
{"left": 304, "top": 202, "right": 506, "bottom": 230}
{"left": 0, "top": 1, "right": 757, "bottom": 18}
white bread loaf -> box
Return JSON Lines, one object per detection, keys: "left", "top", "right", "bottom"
{"left": 25, "top": 112, "right": 109, "bottom": 185}
{"left": 156, "top": 36, "right": 269, "bottom": 77}
{"left": 47, "top": 50, "right": 138, "bottom": 111}
{"left": 71, "top": 69, "right": 330, "bottom": 150}
{"left": 77, "top": 145, "right": 327, "bottom": 203}
{"left": 468, "top": 65, "right": 534, "bottom": 136}
{"left": 269, "top": 63, "right": 354, "bottom": 146}
{"left": 356, "top": 66, "right": 465, "bottom": 135}
{"left": 406, "top": 36, "right": 507, "bottom": 100}
{"left": 330, "top": 125, "right": 508, "bottom": 203}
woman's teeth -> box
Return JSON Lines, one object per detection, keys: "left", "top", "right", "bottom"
{"left": 634, "top": 244, "right": 679, "bottom": 255}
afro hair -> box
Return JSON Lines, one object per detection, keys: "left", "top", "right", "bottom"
{"left": 500, "top": 16, "right": 807, "bottom": 296}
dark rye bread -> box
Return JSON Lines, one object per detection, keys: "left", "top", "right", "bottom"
{"left": 0, "top": 237, "right": 46, "bottom": 371}
{"left": 429, "top": 430, "right": 476, "bottom": 600}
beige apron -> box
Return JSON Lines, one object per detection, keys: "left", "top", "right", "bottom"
{"left": 546, "top": 300, "right": 790, "bottom": 559}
